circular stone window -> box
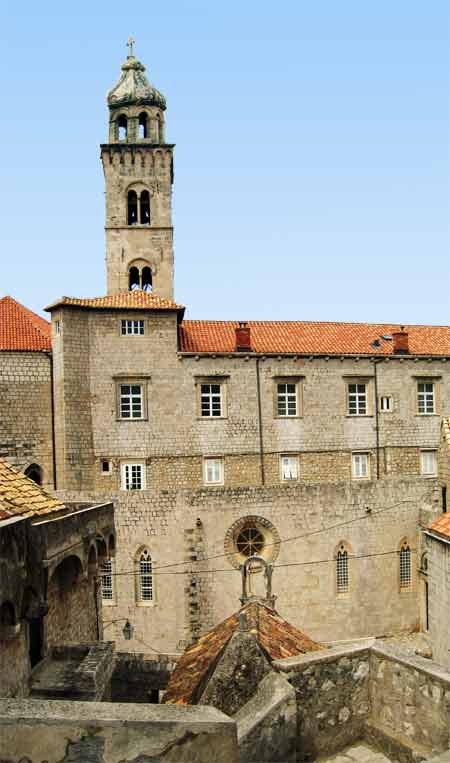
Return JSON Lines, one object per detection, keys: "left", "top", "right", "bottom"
{"left": 224, "top": 515, "right": 280, "bottom": 569}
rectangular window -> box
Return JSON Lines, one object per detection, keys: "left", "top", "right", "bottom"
{"left": 348, "top": 383, "right": 367, "bottom": 416}
{"left": 420, "top": 450, "right": 437, "bottom": 477}
{"left": 400, "top": 545, "right": 412, "bottom": 589}
{"left": 203, "top": 458, "right": 224, "bottom": 485}
{"left": 121, "top": 462, "right": 146, "bottom": 490}
{"left": 101, "top": 459, "right": 111, "bottom": 474}
{"left": 417, "top": 382, "right": 435, "bottom": 415}
{"left": 352, "top": 452, "right": 369, "bottom": 480}
{"left": 200, "top": 383, "right": 223, "bottom": 418}
{"left": 120, "top": 384, "right": 143, "bottom": 419}
{"left": 277, "top": 383, "right": 298, "bottom": 417}
{"left": 121, "top": 319, "right": 144, "bottom": 336}
{"left": 280, "top": 455, "right": 299, "bottom": 481}
{"left": 54, "top": 320, "right": 61, "bottom": 335}
{"left": 379, "top": 396, "right": 392, "bottom": 412}
{"left": 100, "top": 560, "right": 114, "bottom": 602}
{"left": 336, "top": 550, "right": 349, "bottom": 594}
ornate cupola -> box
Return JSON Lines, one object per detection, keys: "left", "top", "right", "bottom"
{"left": 101, "top": 40, "right": 175, "bottom": 299}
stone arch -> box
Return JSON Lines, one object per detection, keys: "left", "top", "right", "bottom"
{"left": 224, "top": 515, "right": 280, "bottom": 570}
{"left": 24, "top": 463, "right": 43, "bottom": 486}
{"left": 50, "top": 555, "right": 83, "bottom": 594}
{"left": 117, "top": 113, "right": 128, "bottom": 140}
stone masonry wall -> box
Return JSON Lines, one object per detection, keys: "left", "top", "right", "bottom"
{"left": 0, "top": 628, "right": 30, "bottom": 698}
{"left": 46, "top": 569, "right": 98, "bottom": 647}
{"left": 0, "top": 351, "right": 53, "bottom": 488}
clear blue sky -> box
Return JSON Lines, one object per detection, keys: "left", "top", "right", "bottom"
{"left": 1, "top": 1, "right": 449, "bottom": 323}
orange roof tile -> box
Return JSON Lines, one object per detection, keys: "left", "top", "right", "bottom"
{"left": 0, "top": 296, "right": 51, "bottom": 352}
{"left": 45, "top": 291, "right": 184, "bottom": 313}
{"left": 429, "top": 513, "right": 450, "bottom": 541}
{"left": 0, "top": 459, "right": 65, "bottom": 524}
{"left": 180, "top": 320, "right": 450, "bottom": 356}
{"left": 163, "top": 600, "right": 323, "bottom": 705}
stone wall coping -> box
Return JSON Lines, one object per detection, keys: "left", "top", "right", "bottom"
{"left": 236, "top": 671, "right": 295, "bottom": 741}
{"left": 273, "top": 640, "right": 374, "bottom": 673}
{"left": 371, "top": 643, "right": 450, "bottom": 686}
{"left": 0, "top": 699, "right": 236, "bottom": 733}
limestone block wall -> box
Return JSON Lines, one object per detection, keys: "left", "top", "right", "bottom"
{"left": 0, "top": 351, "right": 53, "bottom": 487}
{"left": 0, "top": 628, "right": 30, "bottom": 698}
{"left": 425, "top": 536, "right": 450, "bottom": 669}
{"left": 46, "top": 569, "right": 98, "bottom": 647}
{"left": 0, "top": 699, "right": 239, "bottom": 763}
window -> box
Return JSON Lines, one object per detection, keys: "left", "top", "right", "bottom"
{"left": 379, "top": 396, "right": 392, "bottom": 412}
{"left": 420, "top": 450, "right": 437, "bottom": 477}
{"left": 443, "top": 485, "right": 447, "bottom": 514}
{"left": 203, "top": 458, "right": 224, "bottom": 485}
{"left": 129, "top": 266, "right": 140, "bottom": 291}
{"left": 352, "top": 452, "right": 369, "bottom": 480}
{"left": 119, "top": 384, "right": 143, "bottom": 419}
{"left": 348, "top": 383, "right": 367, "bottom": 416}
{"left": 138, "top": 112, "right": 148, "bottom": 139}
{"left": 236, "top": 526, "right": 265, "bottom": 557}
{"left": 200, "top": 383, "right": 223, "bottom": 417}
{"left": 121, "top": 319, "right": 145, "bottom": 336}
{"left": 277, "top": 382, "right": 298, "bottom": 417}
{"left": 140, "top": 191, "right": 150, "bottom": 225}
{"left": 417, "top": 382, "right": 435, "bottom": 415}
{"left": 138, "top": 550, "right": 153, "bottom": 602}
{"left": 121, "top": 462, "right": 146, "bottom": 491}
{"left": 127, "top": 190, "right": 138, "bottom": 225}
{"left": 101, "top": 459, "right": 111, "bottom": 474}
{"left": 336, "top": 545, "right": 349, "bottom": 594}
{"left": 142, "top": 266, "right": 152, "bottom": 291}
{"left": 400, "top": 542, "right": 412, "bottom": 589}
{"left": 117, "top": 114, "right": 127, "bottom": 140}
{"left": 54, "top": 320, "right": 61, "bottom": 335}
{"left": 100, "top": 560, "right": 114, "bottom": 602}
{"left": 280, "top": 455, "right": 299, "bottom": 481}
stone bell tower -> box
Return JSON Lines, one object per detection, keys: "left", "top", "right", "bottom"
{"left": 101, "top": 40, "right": 174, "bottom": 298}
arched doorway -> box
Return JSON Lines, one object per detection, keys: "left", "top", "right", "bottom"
{"left": 25, "top": 464, "right": 42, "bottom": 486}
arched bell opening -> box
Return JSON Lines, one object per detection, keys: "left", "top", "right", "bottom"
{"left": 138, "top": 112, "right": 148, "bottom": 139}
{"left": 129, "top": 266, "right": 140, "bottom": 291}
{"left": 140, "top": 190, "right": 150, "bottom": 225}
{"left": 117, "top": 114, "right": 128, "bottom": 141}
{"left": 142, "top": 266, "right": 152, "bottom": 292}
{"left": 127, "top": 190, "right": 138, "bottom": 225}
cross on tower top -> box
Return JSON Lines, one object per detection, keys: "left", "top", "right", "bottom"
{"left": 127, "top": 36, "right": 135, "bottom": 57}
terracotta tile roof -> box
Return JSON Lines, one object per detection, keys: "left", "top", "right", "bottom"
{"left": 0, "top": 296, "right": 51, "bottom": 352}
{"left": 428, "top": 513, "right": 450, "bottom": 541}
{"left": 163, "top": 600, "right": 324, "bottom": 705}
{"left": 45, "top": 291, "right": 184, "bottom": 313}
{"left": 180, "top": 320, "right": 450, "bottom": 356}
{"left": 0, "top": 459, "right": 65, "bottom": 523}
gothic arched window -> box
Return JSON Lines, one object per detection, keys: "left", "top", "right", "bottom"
{"left": 142, "top": 267, "right": 152, "bottom": 292}
{"left": 129, "top": 266, "right": 140, "bottom": 291}
{"left": 138, "top": 112, "right": 148, "bottom": 139}
{"left": 138, "top": 550, "right": 153, "bottom": 602}
{"left": 336, "top": 544, "right": 349, "bottom": 594}
{"left": 140, "top": 190, "right": 150, "bottom": 225}
{"left": 400, "top": 541, "right": 412, "bottom": 589}
{"left": 117, "top": 114, "right": 128, "bottom": 141}
{"left": 127, "top": 191, "right": 138, "bottom": 225}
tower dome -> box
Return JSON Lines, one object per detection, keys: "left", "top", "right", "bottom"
{"left": 107, "top": 41, "right": 166, "bottom": 111}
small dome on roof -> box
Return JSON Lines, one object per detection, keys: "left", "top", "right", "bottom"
{"left": 107, "top": 53, "right": 166, "bottom": 111}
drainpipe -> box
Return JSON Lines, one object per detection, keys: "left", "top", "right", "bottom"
{"left": 373, "top": 358, "right": 381, "bottom": 480}
{"left": 256, "top": 357, "right": 265, "bottom": 485}
{"left": 47, "top": 352, "right": 57, "bottom": 490}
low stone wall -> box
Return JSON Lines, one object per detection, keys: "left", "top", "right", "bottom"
{"left": 30, "top": 642, "right": 115, "bottom": 701}
{"left": 274, "top": 643, "right": 372, "bottom": 761}
{"left": 0, "top": 698, "right": 239, "bottom": 763}
{"left": 111, "top": 651, "right": 178, "bottom": 703}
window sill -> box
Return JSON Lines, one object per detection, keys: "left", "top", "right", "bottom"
{"left": 203, "top": 483, "right": 225, "bottom": 488}
{"left": 281, "top": 479, "right": 299, "bottom": 484}
{"left": 197, "top": 416, "right": 228, "bottom": 421}
{"left": 102, "top": 600, "right": 117, "bottom": 607}
{"left": 346, "top": 414, "right": 373, "bottom": 419}
{"left": 136, "top": 601, "right": 157, "bottom": 608}
{"left": 116, "top": 418, "right": 148, "bottom": 423}
{"left": 415, "top": 413, "right": 439, "bottom": 418}
{"left": 351, "top": 476, "right": 371, "bottom": 482}
{"left": 275, "top": 415, "right": 303, "bottom": 420}
{"left": 421, "top": 474, "right": 438, "bottom": 479}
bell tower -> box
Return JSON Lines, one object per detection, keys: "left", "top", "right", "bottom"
{"left": 101, "top": 40, "right": 174, "bottom": 298}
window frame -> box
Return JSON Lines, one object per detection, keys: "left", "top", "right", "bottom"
{"left": 120, "top": 319, "right": 145, "bottom": 336}
{"left": 280, "top": 454, "right": 299, "bottom": 482}
{"left": 203, "top": 457, "right": 224, "bottom": 486}
{"left": 379, "top": 396, "right": 393, "bottom": 413}
{"left": 116, "top": 380, "right": 147, "bottom": 421}
{"left": 417, "top": 380, "right": 436, "bottom": 416}
{"left": 351, "top": 452, "right": 370, "bottom": 480}
{"left": 336, "top": 544, "right": 350, "bottom": 596}
{"left": 420, "top": 449, "right": 438, "bottom": 478}
{"left": 136, "top": 548, "right": 155, "bottom": 606}
{"left": 100, "top": 559, "right": 115, "bottom": 605}
{"left": 274, "top": 377, "right": 302, "bottom": 418}
{"left": 346, "top": 380, "right": 370, "bottom": 417}
{"left": 399, "top": 541, "right": 412, "bottom": 591}
{"left": 120, "top": 461, "right": 146, "bottom": 491}
{"left": 196, "top": 378, "right": 228, "bottom": 419}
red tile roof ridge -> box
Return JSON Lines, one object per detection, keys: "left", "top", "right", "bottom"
{"left": 0, "top": 295, "right": 51, "bottom": 352}
{"left": 45, "top": 291, "right": 184, "bottom": 312}
{"left": 183, "top": 319, "right": 450, "bottom": 329}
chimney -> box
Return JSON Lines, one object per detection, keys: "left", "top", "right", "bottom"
{"left": 392, "top": 326, "right": 409, "bottom": 355}
{"left": 235, "top": 322, "right": 252, "bottom": 353}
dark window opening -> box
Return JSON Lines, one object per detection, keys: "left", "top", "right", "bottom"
{"left": 127, "top": 190, "right": 138, "bottom": 225}
{"left": 148, "top": 689, "right": 159, "bottom": 703}
{"left": 138, "top": 112, "right": 148, "bottom": 139}
{"left": 102, "top": 460, "right": 110, "bottom": 473}
{"left": 140, "top": 190, "right": 150, "bottom": 225}
{"left": 0, "top": 601, "right": 15, "bottom": 626}
{"left": 129, "top": 266, "right": 140, "bottom": 291}
{"left": 156, "top": 114, "right": 161, "bottom": 143}
{"left": 29, "top": 617, "right": 44, "bottom": 668}
{"left": 443, "top": 486, "right": 447, "bottom": 513}
{"left": 25, "top": 464, "right": 42, "bottom": 486}
{"left": 142, "top": 266, "right": 152, "bottom": 292}
{"left": 118, "top": 114, "right": 127, "bottom": 141}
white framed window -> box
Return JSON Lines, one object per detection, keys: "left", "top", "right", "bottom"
{"left": 379, "top": 396, "right": 392, "bottom": 412}
{"left": 121, "top": 319, "right": 144, "bottom": 336}
{"left": 119, "top": 383, "right": 143, "bottom": 419}
{"left": 400, "top": 542, "right": 412, "bottom": 589}
{"left": 348, "top": 383, "right": 367, "bottom": 416}
{"left": 100, "top": 559, "right": 114, "bottom": 602}
{"left": 138, "top": 549, "right": 153, "bottom": 602}
{"left": 336, "top": 545, "right": 349, "bottom": 594}
{"left": 203, "top": 457, "right": 224, "bottom": 485}
{"left": 200, "top": 383, "right": 223, "bottom": 418}
{"left": 121, "top": 462, "right": 146, "bottom": 491}
{"left": 280, "top": 455, "right": 299, "bottom": 481}
{"left": 352, "top": 452, "right": 369, "bottom": 480}
{"left": 54, "top": 319, "right": 61, "bottom": 335}
{"left": 417, "top": 382, "right": 435, "bottom": 415}
{"left": 277, "top": 383, "right": 298, "bottom": 417}
{"left": 420, "top": 450, "right": 437, "bottom": 477}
